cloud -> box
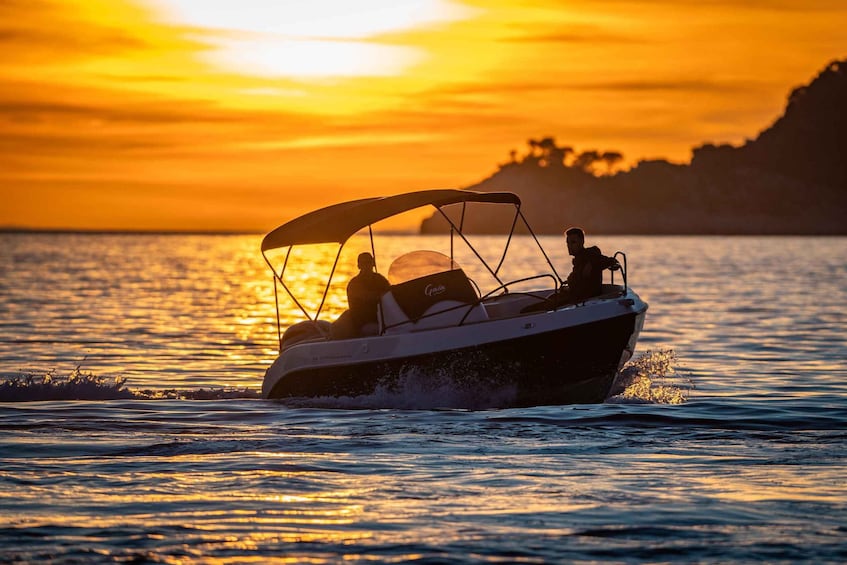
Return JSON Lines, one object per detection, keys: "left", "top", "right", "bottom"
{"left": 419, "top": 77, "right": 763, "bottom": 100}
{"left": 0, "top": 2, "right": 154, "bottom": 63}
{"left": 499, "top": 25, "right": 645, "bottom": 45}
{"left": 0, "top": 96, "right": 241, "bottom": 126}
{"left": 573, "top": 0, "right": 845, "bottom": 10}
{"left": 563, "top": 79, "right": 764, "bottom": 93}
{"left": 0, "top": 25, "right": 149, "bottom": 56}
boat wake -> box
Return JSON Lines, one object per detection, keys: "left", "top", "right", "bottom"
{"left": 0, "top": 351, "right": 688, "bottom": 406}
{"left": 0, "top": 364, "right": 135, "bottom": 402}
{"left": 0, "top": 364, "right": 259, "bottom": 402}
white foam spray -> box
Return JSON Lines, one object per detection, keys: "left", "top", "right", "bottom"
{"left": 606, "top": 349, "right": 693, "bottom": 404}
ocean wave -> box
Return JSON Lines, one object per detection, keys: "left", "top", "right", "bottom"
{"left": 487, "top": 402, "right": 847, "bottom": 432}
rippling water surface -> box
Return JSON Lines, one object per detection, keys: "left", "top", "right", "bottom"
{"left": 1, "top": 233, "right": 846, "bottom": 562}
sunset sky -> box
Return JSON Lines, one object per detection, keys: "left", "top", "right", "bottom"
{"left": 2, "top": 0, "right": 846, "bottom": 231}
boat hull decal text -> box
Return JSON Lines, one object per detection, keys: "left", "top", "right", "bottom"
{"left": 425, "top": 284, "right": 447, "bottom": 297}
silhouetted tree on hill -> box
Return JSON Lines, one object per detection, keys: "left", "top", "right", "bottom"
{"left": 521, "top": 136, "right": 573, "bottom": 168}
{"left": 600, "top": 151, "right": 624, "bottom": 175}
{"left": 573, "top": 150, "right": 601, "bottom": 173}
{"left": 538, "top": 136, "right": 572, "bottom": 167}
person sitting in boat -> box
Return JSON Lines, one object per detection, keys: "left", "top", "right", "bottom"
{"left": 562, "top": 226, "right": 619, "bottom": 302}
{"left": 332, "top": 252, "right": 390, "bottom": 339}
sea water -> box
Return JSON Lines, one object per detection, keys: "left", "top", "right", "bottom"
{"left": 1, "top": 233, "right": 846, "bottom": 562}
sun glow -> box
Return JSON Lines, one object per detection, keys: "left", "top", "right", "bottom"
{"left": 146, "top": 0, "right": 475, "bottom": 78}
{"left": 209, "top": 38, "right": 421, "bottom": 79}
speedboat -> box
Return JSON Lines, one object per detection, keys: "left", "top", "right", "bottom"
{"left": 260, "top": 189, "right": 647, "bottom": 407}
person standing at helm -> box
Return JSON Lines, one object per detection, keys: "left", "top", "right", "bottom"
{"left": 564, "top": 227, "right": 619, "bottom": 302}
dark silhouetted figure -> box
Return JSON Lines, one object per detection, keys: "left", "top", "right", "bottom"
{"left": 563, "top": 227, "right": 619, "bottom": 302}
{"left": 348, "top": 252, "right": 390, "bottom": 328}
{"left": 332, "top": 252, "right": 390, "bottom": 339}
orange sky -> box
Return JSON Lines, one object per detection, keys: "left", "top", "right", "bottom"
{"left": 2, "top": 0, "right": 846, "bottom": 231}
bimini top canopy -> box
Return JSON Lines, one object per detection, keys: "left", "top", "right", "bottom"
{"left": 261, "top": 189, "right": 521, "bottom": 251}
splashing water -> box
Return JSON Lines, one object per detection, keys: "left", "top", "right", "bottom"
{"left": 0, "top": 363, "right": 258, "bottom": 402}
{"left": 0, "top": 364, "right": 134, "bottom": 402}
{"left": 607, "top": 349, "right": 693, "bottom": 404}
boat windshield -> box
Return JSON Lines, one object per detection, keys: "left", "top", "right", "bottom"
{"left": 387, "top": 250, "right": 461, "bottom": 285}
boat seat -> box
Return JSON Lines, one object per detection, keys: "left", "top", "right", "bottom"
{"left": 379, "top": 269, "right": 488, "bottom": 334}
